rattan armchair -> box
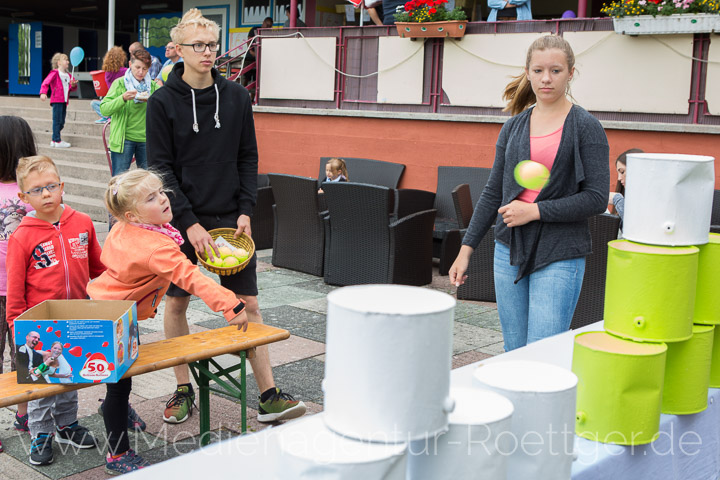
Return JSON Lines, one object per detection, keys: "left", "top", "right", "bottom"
{"left": 322, "top": 182, "right": 436, "bottom": 286}
{"left": 268, "top": 173, "right": 326, "bottom": 276}
{"left": 250, "top": 174, "right": 274, "bottom": 250}
{"left": 318, "top": 157, "right": 406, "bottom": 188}
{"left": 396, "top": 166, "right": 491, "bottom": 275}
{"left": 570, "top": 213, "right": 621, "bottom": 330}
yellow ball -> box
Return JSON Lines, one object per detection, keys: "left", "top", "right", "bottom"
{"left": 514, "top": 160, "right": 550, "bottom": 190}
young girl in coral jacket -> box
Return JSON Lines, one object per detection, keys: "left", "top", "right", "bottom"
{"left": 87, "top": 169, "right": 247, "bottom": 475}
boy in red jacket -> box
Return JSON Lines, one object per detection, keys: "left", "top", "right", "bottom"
{"left": 7, "top": 155, "right": 105, "bottom": 466}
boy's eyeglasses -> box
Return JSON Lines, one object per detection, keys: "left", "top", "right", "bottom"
{"left": 179, "top": 42, "right": 221, "bottom": 53}
{"left": 24, "top": 182, "right": 62, "bottom": 196}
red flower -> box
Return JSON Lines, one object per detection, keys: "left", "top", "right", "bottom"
{"left": 429, "top": 7, "right": 437, "bottom": 13}
{"left": 648, "top": 0, "right": 661, "bottom": 3}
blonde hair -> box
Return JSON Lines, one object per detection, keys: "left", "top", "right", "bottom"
{"left": 105, "top": 169, "right": 166, "bottom": 222}
{"left": 171, "top": 8, "right": 220, "bottom": 45}
{"left": 327, "top": 158, "right": 349, "bottom": 180}
{"left": 16, "top": 155, "right": 61, "bottom": 191}
{"left": 51, "top": 53, "right": 68, "bottom": 70}
{"left": 503, "top": 35, "right": 576, "bottom": 116}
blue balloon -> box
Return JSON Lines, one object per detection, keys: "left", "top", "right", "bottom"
{"left": 562, "top": 10, "right": 577, "bottom": 18}
{"left": 70, "top": 46, "right": 85, "bottom": 67}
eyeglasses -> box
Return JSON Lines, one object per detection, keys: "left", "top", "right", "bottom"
{"left": 24, "top": 182, "right": 62, "bottom": 196}
{"left": 179, "top": 42, "right": 221, "bottom": 53}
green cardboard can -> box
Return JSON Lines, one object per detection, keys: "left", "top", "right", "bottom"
{"left": 699, "top": 323, "right": 720, "bottom": 388}
{"left": 693, "top": 234, "right": 720, "bottom": 325}
{"left": 662, "top": 324, "right": 714, "bottom": 414}
{"left": 573, "top": 331, "right": 667, "bottom": 445}
{"left": 604, "top": 240, "right": 699, "bottom": 342}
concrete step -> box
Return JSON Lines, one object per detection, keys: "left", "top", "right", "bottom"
{"left": 61, "top": 175, "right": 107, "bottom": 197}
{"left": 55, "top": 158, "right": 111, "bottom": 183}
{"left": 0, "top": 102, "right": 100, "bottom": 123}
{"left": 35, "top": 130, "right": 104, "bottom": 151}
{"left": 23, "top": 116, "right": 107, "bottom": 137}
{"left": 37, "top": 145, "right": 109, "bottom": 167}
{"left": 0, "top": 96, "right": 97, "bottom": 108}
{"left": 63, "top": 193, "right": 107, "bottom": 223}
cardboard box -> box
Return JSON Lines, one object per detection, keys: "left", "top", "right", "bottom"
{"left": 14, "top": 300, "right": 138, "bottom": 384}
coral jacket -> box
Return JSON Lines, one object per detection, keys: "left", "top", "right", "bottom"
{"left": 40, "top": 69, "right": 78, "bottom": 104}
{"left": 7, "top": 206, "right": 105, "bottom": 330}
{"left": 86, "top": 222, "right": 243, "bottom": 322}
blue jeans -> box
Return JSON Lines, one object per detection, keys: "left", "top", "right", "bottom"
{"left": 90, "top": 99, "right": 108, "bottom": 121}
{"left": 110, "top": 140, "right": 147, "bottom": 176}
{"left": 493, "top": 241, "right": 585, "bottom": 352}
{"left": 51, "top": 103, "right": 67, "bottom": 142}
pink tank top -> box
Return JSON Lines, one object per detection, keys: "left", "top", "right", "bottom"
{"left": 516, "top": 125, "right": 563, "bottom": 203}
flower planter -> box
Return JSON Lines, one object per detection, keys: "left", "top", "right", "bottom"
{"left": 613, "top": 13, "right": 720, "bottom": 35}
{"left": 395, "top": 20, "right": 468, "bottom": 39}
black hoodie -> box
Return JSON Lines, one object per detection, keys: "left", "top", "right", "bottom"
{"left": 146, "top": 62, "right": 258, "bottom": 232}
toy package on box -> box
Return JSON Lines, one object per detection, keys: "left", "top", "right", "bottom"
{"left": 14, "top": 300, "right": 138, "bottom": 384}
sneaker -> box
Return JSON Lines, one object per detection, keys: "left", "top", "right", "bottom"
{"left": 29, "top": 433, "right": 54, "bottom": 465}
{"left": 105, "top": 449, "right": 150, "bottom": 475}
{"left": 14, "top": 412, "right": 29, "bottom": 432}
{"left": 49, "top": 141, "right": 56, "bottom": 147}
{"left": 55, "top": 422, "right": 97, "bottom": 449}
{"left": 98, "top": 399, "right": 147, "bottom": 432}
{"left": 0, "top": 438, "right": 3, "bottom": 453}
{"left": 257, "top": 388, "right": 307, "bottom": 423}
{"left": 163, "top": 386, "right": 195, "bottom": 424}
{"left": 54, "top": 140, "right": 71, "bottom": 148}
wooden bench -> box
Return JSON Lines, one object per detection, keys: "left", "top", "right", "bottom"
{"left": 0, "top": 323, "right": 290, "bottom": 446}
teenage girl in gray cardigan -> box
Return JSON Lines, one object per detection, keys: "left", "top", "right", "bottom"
{"left": 449, "top": 35, "right": 609, "bottom": 351}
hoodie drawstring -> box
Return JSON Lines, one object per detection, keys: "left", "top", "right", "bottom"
{"left": 214, "top": 84, "right": 221, "bottom": 129}
{"left": 190, "top": 85, "right": 222, "bottom": 134}
{"left": 191, "top": 89, "right": 199, "bottom": 133}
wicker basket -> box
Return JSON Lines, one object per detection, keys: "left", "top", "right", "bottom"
{"left": 195, "top": 229, "right": 255, "bottom": 276}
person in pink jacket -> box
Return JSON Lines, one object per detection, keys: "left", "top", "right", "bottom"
{"left": 39, "top": 53, "right": 78, "bottom": 149}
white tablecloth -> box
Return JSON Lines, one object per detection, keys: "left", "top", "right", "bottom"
{"left": 128, "top": 321, "right": 720, "bottom": 480}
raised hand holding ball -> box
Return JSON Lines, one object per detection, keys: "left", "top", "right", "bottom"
{"left": 514, "top": 160, "right": 550, "bottom": 190}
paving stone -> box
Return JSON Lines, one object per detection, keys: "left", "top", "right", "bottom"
{"left": 140, "top": 428, "right": 240, "bottom": 465}
{"left": 257, "top": 269, "right": 320, "bottom": 289}
{"left": 289, "top": 297, "right": 328, "bottom": 314}
{"left": 453, "top": 300, "right": 494, "bottom": 320}
{"left": 260, "top": 305, "right": 327, "bottom": 343}
{"left": 456, "top": 308, "right": 502, "bottom": 331}
{"left": 475, "top": 341, "right": 506, "bottom": 356}
{"left": 267, "top": 335, "right": 325, "bottom": 367}
{"left": 452, "top": 350, "right": 493, "bottom": 369}
{"left": 291, "top": 279, "right": 338, "bottom": 295}
{"left": 216, "top": 358, "right": 326, "bottom": 407}
{"left": 0, "top": 414, "right": 165, "bottom": 479}
{"left": 0, "top": 453, "right": 48, "bottom": 480}
{"left": 62, "top": 464, "right": 113, "bottom": 480}
{"left": 139, "top": 394, "right": 247, "bottom": 443}
{"left": 257, "top": 285, "right": 326, "bottom": 310}
{"left": 452, "top": 323, "right": 504, "bottom": 355}
{"left": 131, "top": 368, "right": 198, "bottom": 401}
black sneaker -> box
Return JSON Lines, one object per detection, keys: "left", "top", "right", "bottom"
{"left": 14, "top": 412, "right": 29, "bottom": 432}
{"left": 98, "top": 399, "right": 147, "bottom": 432}
{"left": 29, "top": 434, "right": 54, "bottom": 465}
{"left": 55, "top": 422, "right": 97, "bottom": 449}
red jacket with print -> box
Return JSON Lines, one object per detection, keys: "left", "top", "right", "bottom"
{"left": 6, "top": 206, "right": 105, "bottom": 330}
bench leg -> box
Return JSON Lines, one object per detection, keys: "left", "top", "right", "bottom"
{"left": 197, "top": 359, "right": 211, "bottom": 447}
{"left": 188, "top": 351, "right": 249, "bottom": 447}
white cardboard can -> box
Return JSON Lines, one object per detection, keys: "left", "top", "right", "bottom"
{"left": 323, "top": 285, "right": 455, "bottom": 443}
{"left": 623, "top": 153, "right": 715, "bottom": 246}
{"left": 407, "top": 387, "right": 514, "bottom": 480}
{"left": 473, "top": 361, "right": 578, "bottom": 480}
{"left": 277, "top": 414, "right": 408, "bottom": 479}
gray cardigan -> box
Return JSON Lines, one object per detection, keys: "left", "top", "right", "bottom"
{"left": 463, "top": 104, "right": 610, "bottom": 281}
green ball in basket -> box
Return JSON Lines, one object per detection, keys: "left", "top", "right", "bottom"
{"left": 196, "top": 228, "right": 255, "bottom": 276}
